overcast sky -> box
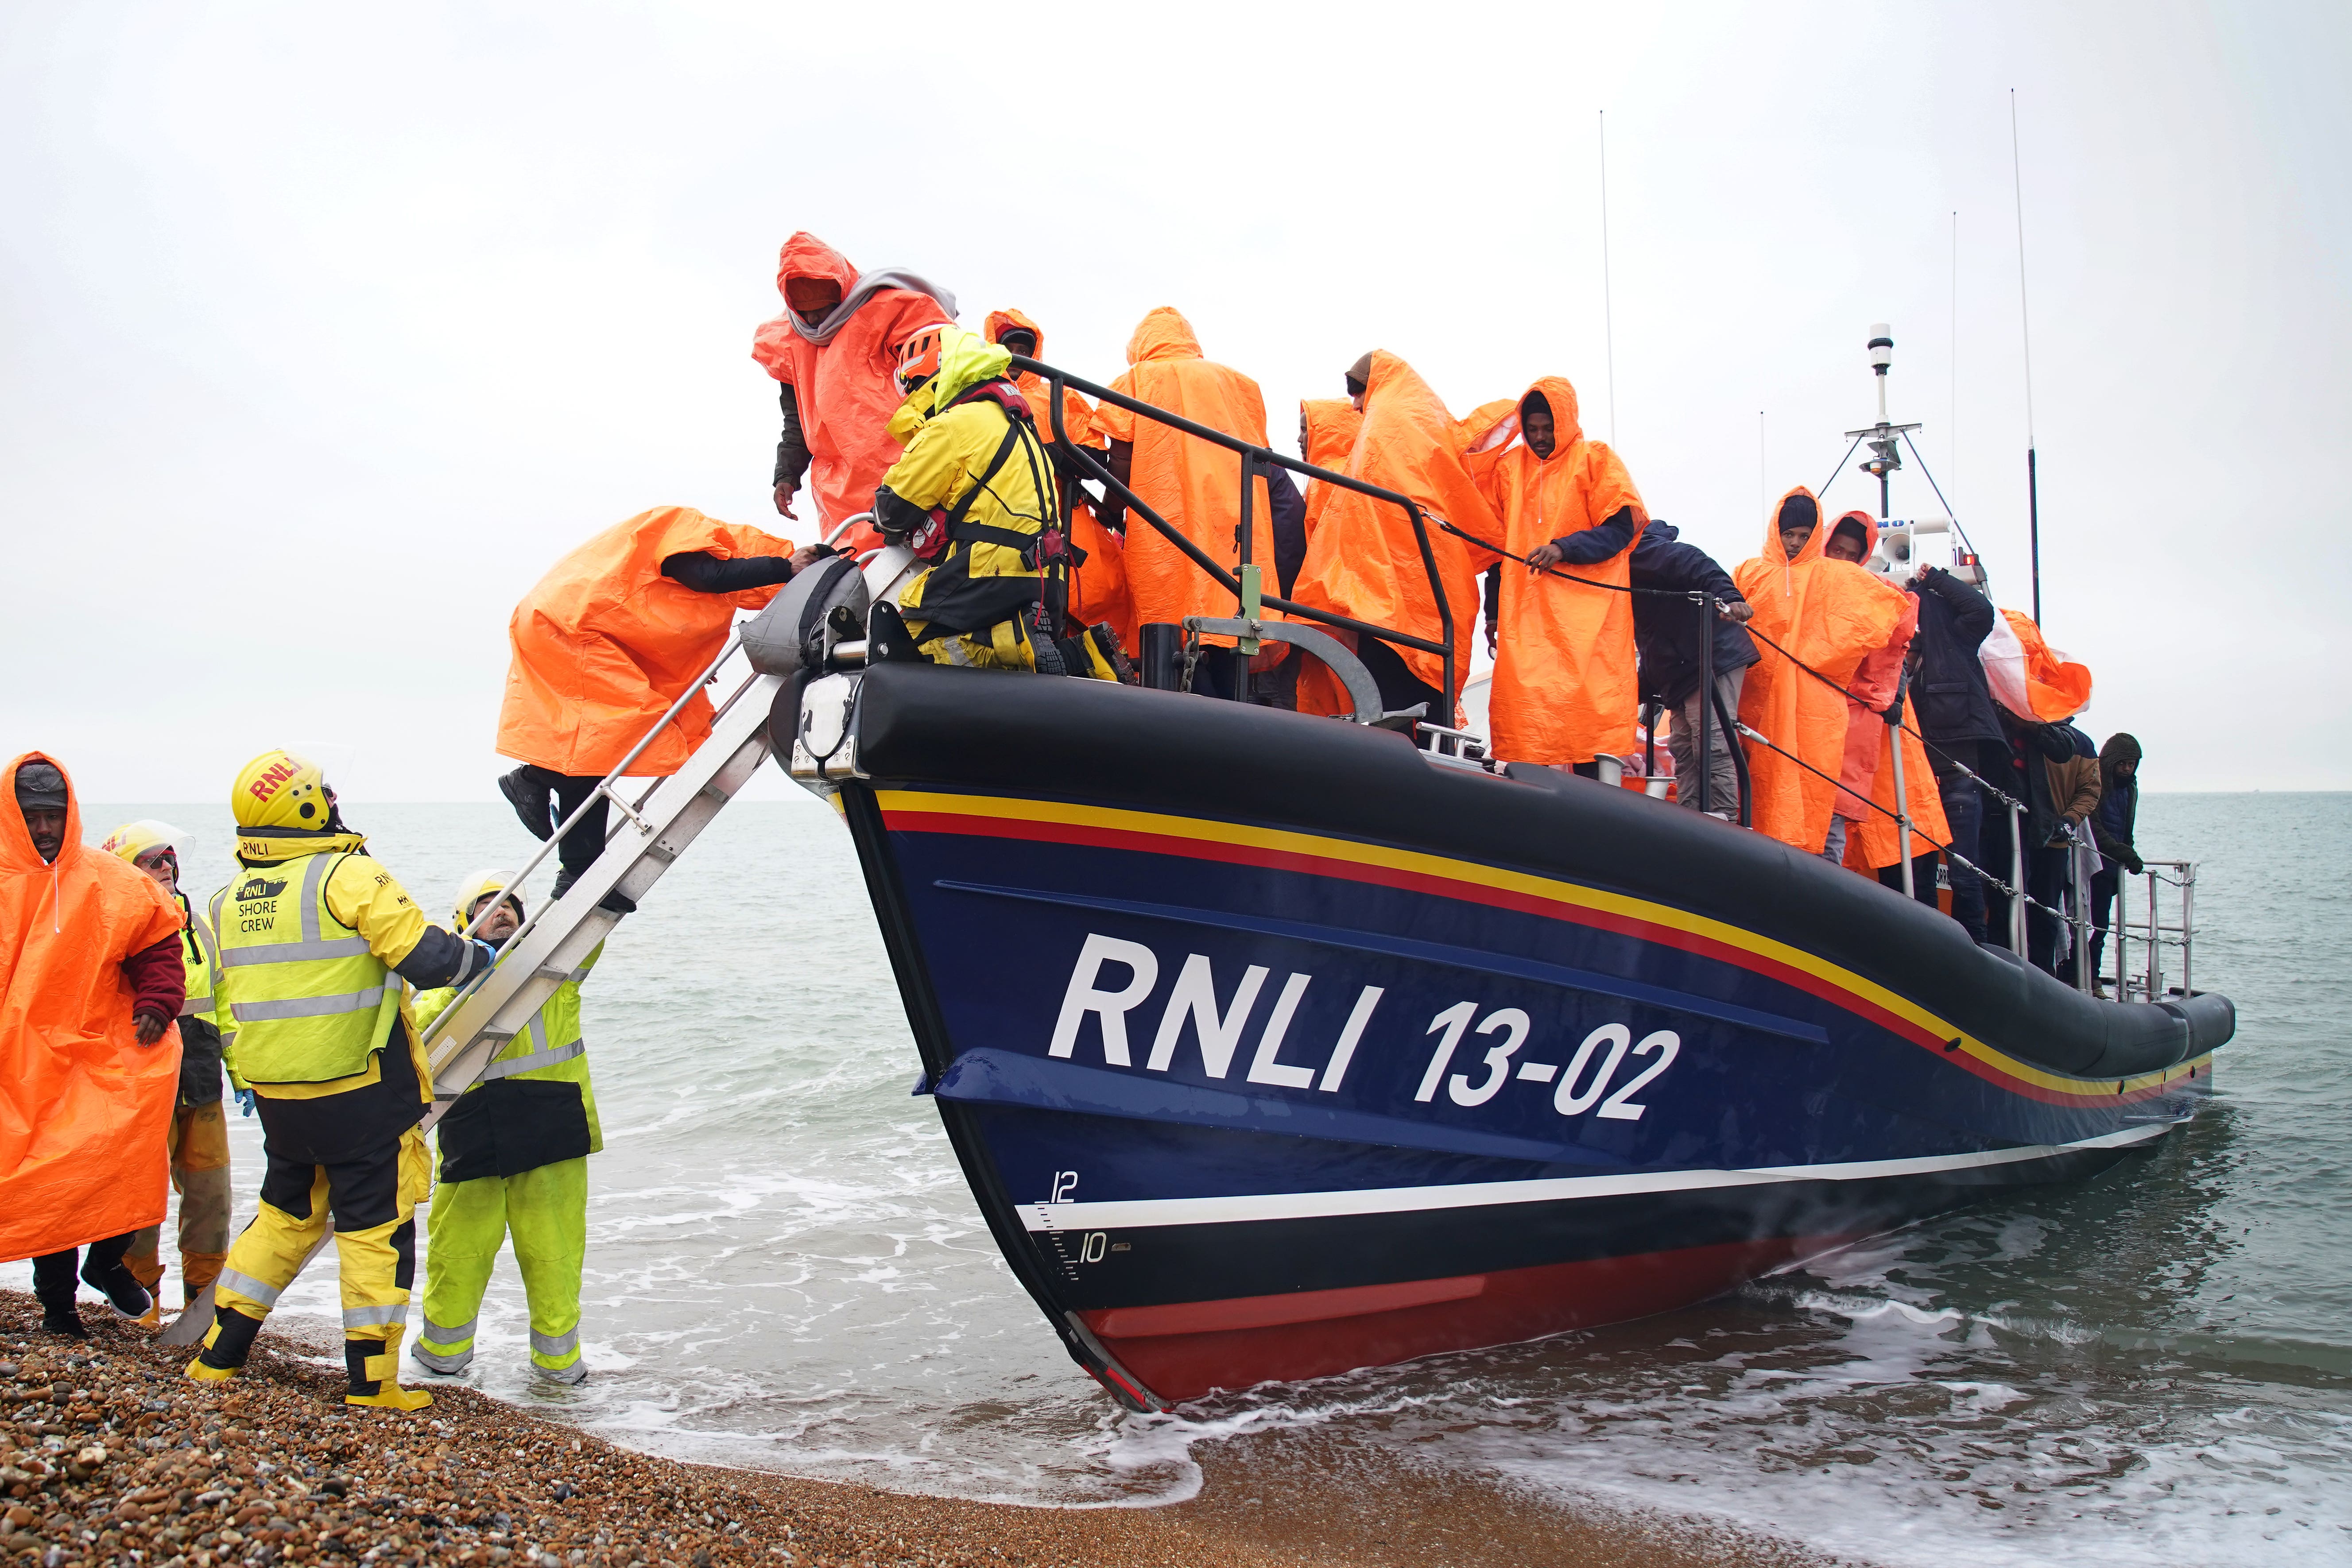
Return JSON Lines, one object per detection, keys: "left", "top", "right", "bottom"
{"left": 7, "top": 0, "right": 2347, "bottom": 804}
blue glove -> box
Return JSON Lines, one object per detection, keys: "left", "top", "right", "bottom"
{"left": 473, "top": 939, "right": 502, "bottom": 972}
{"left": 236, "top": 1088, "right": 257, "bottom": 1118}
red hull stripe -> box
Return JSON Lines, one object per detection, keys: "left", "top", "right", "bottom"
{"left": 1081, "top": 1233, "right": 1865, "bottom": 1403}
{"left": 880, "top": 796, "right": 2208, "bottom": 1110}
{"left": 1094, "top": 1274, "right": 1488, "bottom": 1339}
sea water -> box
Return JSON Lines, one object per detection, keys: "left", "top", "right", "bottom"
{"left": 90, "top": 789, "right": 2350, "bottom": 1565}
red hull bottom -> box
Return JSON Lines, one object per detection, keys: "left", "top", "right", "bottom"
{"left": 1081, "top": 1234, "right": 1863, "bottom": 1405}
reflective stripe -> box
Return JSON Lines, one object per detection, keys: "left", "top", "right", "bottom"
{"left": 480, "top": 1038, "right": 585, "bottom": 1081}
{"left": 232, "top": 983, "right": 389, "bottom": 1022}
{"left": 216, "top": 1268, "right": 283, "bottom": 1308}
{"left": 410, "top": 1341, "right": 472, "bottom": 1374}
{"left": 219, "top": 937, "right": 372, "bottom": 966}
{"left": 179, "top": 993, "right": 211, "bottom": 1018}
{"left": 530, "top": 1326, "right": 580, "bottom": 1358}
{"left": 420, "top": 1314, "right": 478, "bottom": 1346}
{"left": 342, "top": 1302, "right": 407, "bottom": 1328}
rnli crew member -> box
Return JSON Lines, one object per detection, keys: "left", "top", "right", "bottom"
{"left": 984, "top": 308, "right": 1138, "bottom": 654}
{"left": 188, "top": 751, "right": 498, "bottom": 1411}
{"left": 103, "top": 821, "right": 235, "bottom": 1323}
{"left": 411, "top": 872, "right": 602, "bottom": 1385}
{"left": 2, "top": 757, "right": 184, "bottom": 1337}
{"left": 875, "top": 326, "right": 1117, "bottom": 678}
{"left": 496, "top": 507, "right": 818, "bottom": 906}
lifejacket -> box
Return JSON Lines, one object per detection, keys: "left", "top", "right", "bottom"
{"left": 175, "top": 889, "right": 220, "bottom": 1026}
{"left": 210, "top": 848, "right": 400, "bottom": 1086}
{"left": 892, "top": 380, "right": 1121, "bottom": 680}
{"left": 413, "top": 945, "right": 603, "bottom": 1182}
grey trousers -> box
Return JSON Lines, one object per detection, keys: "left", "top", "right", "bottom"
{"left": 1669, "top": 667, "right": 1747, "bottom": 816}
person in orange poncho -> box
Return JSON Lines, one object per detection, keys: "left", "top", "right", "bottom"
{"left": 1734, "top": 491, "right": 1912, "bottom": 853}
{"left": 2, "top": 755, "right": 185, "bottom": 1337}
{"left": 1298, "top": 398, "right": 1362, "bottom": 543}
{"left": 1294, "top": 352, "right": 1493, "bottom": 720}
{"left": 985, "top": 308, "right": 1137, "bottom": 654}
{"left": 1465, "top": 377, "right": 1648, "bottom": 768}
{"left": 1816, "top": 512, "right": 1950, "bottom": 899}
{"left": 750, "top": 233, "right": 955, "bottom": 552}
{"left": 496, "top": 507, "right": 812, "bottom": 902}
{"left": 1090, "top": 308, "right": 1280, "bottom": 700}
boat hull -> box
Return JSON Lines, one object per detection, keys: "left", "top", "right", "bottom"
{"left": 814, "top": 665, "right": 2228, "bottom": 1406}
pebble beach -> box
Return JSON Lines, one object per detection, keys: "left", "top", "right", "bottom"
{"left": 0, "top": 1293, "right": 1828, "bottom": 1568}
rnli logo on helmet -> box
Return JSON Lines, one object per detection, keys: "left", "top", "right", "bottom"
{"left": 234, "top": 875, "right": 288, "bottom": 901}
{"left": 247, "top": 759, "right": 302, "bottom": 801}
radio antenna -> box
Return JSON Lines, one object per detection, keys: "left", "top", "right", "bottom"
{"left": 1600, "top": 109, "right": 1618, "bottom": 447}
{"left": 1950, "top": 210, "right": 1959, "bottom": 502}
{"left": 2011, "top": 90, "right": 2042, "bottom": 624}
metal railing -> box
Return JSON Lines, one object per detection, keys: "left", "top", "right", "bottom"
{"left": 1009, "top": 355, "right": 1456, "bottom": 708}
{"left": 2115, "top": 859, "right": 2196, "bottom": 1000}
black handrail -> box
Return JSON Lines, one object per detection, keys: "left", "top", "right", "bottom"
{"left": 1012, "top": 355, "right": 1457, "bottom": 705}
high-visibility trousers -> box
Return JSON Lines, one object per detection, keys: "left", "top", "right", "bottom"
{"left": 213, "top": 1126, "right": 430, "bottom": 1382}
{"left": 126, "top": 1099, "right": 234, "bottom": 1306}
{"left": 415, "top": 1158, "right": 587, "bottom": 1382}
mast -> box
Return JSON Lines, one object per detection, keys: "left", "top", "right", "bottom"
{"left": 2011, "top": 90, "right": 2042, "bottom": 624}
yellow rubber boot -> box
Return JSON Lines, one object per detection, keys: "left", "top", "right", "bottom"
{"left": 345, "top": 1328, "right": 432, "bottom": 1412}
{"left": 186, "top": 1308, "right": 259, "bottom": 1382}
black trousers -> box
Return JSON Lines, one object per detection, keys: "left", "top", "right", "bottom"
{"left": 518, "top": 765, "right": 610, "bottom": 889}
{"left": 1354, "top": 635, "right": 1443, "bottom": 720}
{"left": 1876, "top": 853, "right": 1943, "bottom": 912}
{"left": 31, "top": 1233, "right": 136, "bottom": 1302}
{"left": 2089, "top": 864, "right": 2122, "bottom": 982}
{"left": 2027, "top": 844, "right": 2071, "bottom": 976}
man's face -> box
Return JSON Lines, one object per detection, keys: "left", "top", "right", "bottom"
{"left": 135, "top": 847, "right": 178, "bottom": 894}
{"left": 1523, "top": 401, "right": 1556, "bottom": 458}
{"left": 1000, "top": 331, "right": 1037, "bottom": 359}
{"left": 2116, "top": 760, "right": 2137, "bottom": 782}
{"left": 783, "top": 276, "right": 841, "bottom": 320}
{"left": 469, "top": 893, "right": 523, "bottom": 943}
{"left": 1779, "top": 525, "right": 1814, "bottom": 561}
{"left": 23, "top": 808, "right": 65, "bottom": 863}
{"left": 1825, "top": 527, "right": 1870, "bottom": 564}
{"left": 1298, "top": 413, "right": 1311, "bottom": 458}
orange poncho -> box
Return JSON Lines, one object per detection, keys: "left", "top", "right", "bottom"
{"left": 986, "top": 308, "right": 1135, "bottom": 650}
{"left": 1734, "top": 489, "right": 1911, "bottom": 852}
{"left": 1089, "top": 309, "right": 1277, "bottom": 634}
{"left": 750, "top": 233, "right": 953, "bottom": 546}
{"left": 1821, "top": 515, "right": 1950, "bottom": 867}
{"left": 497, "top": 507, "right": 796, "bottom": 778}
{"left": 1, "top": 753, "right": 183, "bottom": 1262}
{"left": 1468, "top": 378, "right": 1647, "bottom": 765}
{"left": 1298, "top": 398, "right": 1363, "bottom": 540}
{"left": 1293, "top": 353, "right": 1492, "bottom": 715}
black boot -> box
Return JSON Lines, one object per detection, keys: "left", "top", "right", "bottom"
{"left": 550, "top": 864, "right": 634, "bottom": 916}
{"left": 81, "top": 1254, "right": 151, "bottom": 1319}
{"left": 498, "top": 767, "right": 556, "bottom": 841}
{"left": 39, "top": 1294, "right": 86, "bottom": 1339}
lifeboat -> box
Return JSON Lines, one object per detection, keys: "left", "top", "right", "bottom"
{"left": 757, "top": 356, "right": 2233, "bottom": 1410}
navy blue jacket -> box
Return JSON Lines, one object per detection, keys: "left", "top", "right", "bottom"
{"left": 1585, "top": 520, "right": 1759, "bottom": 707}
{"left": 1907, "top": 566, "right": 2003, "bottom": 750}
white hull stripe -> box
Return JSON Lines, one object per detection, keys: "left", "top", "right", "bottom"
{"left": 1017, "top": 1123, "right": 2176, "bottom": 1233}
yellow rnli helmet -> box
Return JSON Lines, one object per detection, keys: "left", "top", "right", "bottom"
{"left": 232, "top": 749, "right": 331, "bottom": 830}
{"left": 451, "top": 868, "right": 523, "bottom": 933}
{"left": 100, "top": 818, "right": 186, "bottom": 864}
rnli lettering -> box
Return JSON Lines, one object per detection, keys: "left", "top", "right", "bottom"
{"left": 235, "top": 875, "right": 289, "bottom": 901}
{"left": 1047, "top": 933, "right": 1382, "bottom": 1093}
{"left": 246, "top": 761, "right": 299, "bottom": 800}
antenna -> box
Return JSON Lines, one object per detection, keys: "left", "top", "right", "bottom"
{"left": 1599, "top": 111, "right": 1618, "bottom": 447}
{"left": 1950, "top": 210, "right": 1958, "bottom": 505}
{"left": 2011, "top": 89, "right": 2042, "bottom": 624}
{"left": 1758, "top": 410, "right": 1766, "bottom": 516}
